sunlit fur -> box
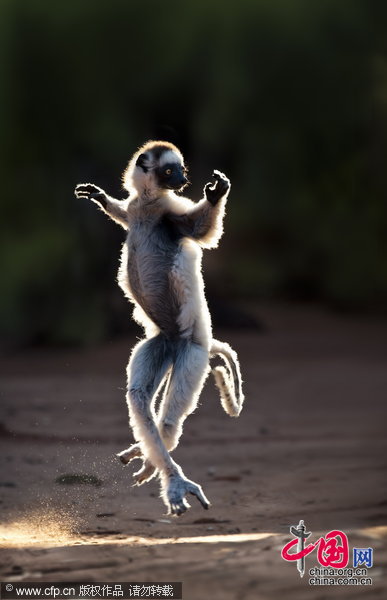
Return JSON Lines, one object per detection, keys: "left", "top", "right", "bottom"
{"left": 78, "top": 141, "right": 244, "bottom": 515}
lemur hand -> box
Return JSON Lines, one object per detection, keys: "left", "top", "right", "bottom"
{"left": 204, "top": 170, "right": 230, "bottom": 206}
{"left": 75, "top": 183, "right": 108, "bottom": 208}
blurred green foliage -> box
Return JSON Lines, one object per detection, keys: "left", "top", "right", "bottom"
{"left": 1, "top": 0, "right": 387, "bottom": 345}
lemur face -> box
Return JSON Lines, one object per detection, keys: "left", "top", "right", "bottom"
{"left": 155, "top": 159, "right": 188, "bottom": 191}
{"left": 135, "top": 143, "right": 188, "bottom": 191}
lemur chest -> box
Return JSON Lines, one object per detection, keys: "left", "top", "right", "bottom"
{"left": 126, "top": 217, "right": 182, "bottom": 307}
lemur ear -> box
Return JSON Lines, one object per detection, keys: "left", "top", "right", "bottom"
{"left": 136, "top": 153, "right": 148, "bottom": 172}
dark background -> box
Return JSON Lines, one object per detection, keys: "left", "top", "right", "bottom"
{"left": 1, "top": 4, "right": 387, "bottom": 595}
{"left": 1, "top": 0, "right": 387, "bottom": 346}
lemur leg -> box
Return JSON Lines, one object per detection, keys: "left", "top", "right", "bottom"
{"left": 158, "top": 340, "right": 211, "bottom": 452}
{"left": 117, "top": 357, "right": 170, "bottom": 471}
{"left": 118, "top": 383, "right": 171, "bottom": 489}
{"left": 131, "top": 340, "right": 212, "bottom": 486}
{"left": 133, "top": 340, "right": 211, "bottom": 510}
{"left": 158, "top": 340, "right": 211, "bottom": 515}
{"left": 128, "top": 372, "right": 171, "bottom": 485}
{"left": 117, "top": 374, "right": 170, "bottom": 485}
{"left": 126, "top": 336, "right": 210, "bottom": 515}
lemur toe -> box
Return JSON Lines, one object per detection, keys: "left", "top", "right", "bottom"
{"left": 116, "top": 444, "right": 142, "bottom": 465}
{"left": 132, "top": 462, "right": 157, "bottom": 486}
{"left": 169, "top": 498, "right": 191, "bottom": 516}
{"left": 116, "top": 452, "right": 131, "bottom": 465}
{"left": 189, "top": 486, "right": 211, "bottom": 510}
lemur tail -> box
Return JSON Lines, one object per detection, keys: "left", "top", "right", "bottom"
{"left": 210, "top": 339, "right": 245, "bottom": 417}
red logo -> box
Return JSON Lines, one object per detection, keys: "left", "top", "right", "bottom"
{"left": 281, "top": 521, "right": 349, "bottom": 576}
{"left": 282, "top": 529, "right": 349, "bottom": 568}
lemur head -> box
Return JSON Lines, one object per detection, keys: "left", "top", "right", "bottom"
{"left": 123, "top": 140, "right": 188, "bottom": 197}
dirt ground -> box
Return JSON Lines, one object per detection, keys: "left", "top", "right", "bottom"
{"left": 1, "top": 303, "right": 386, "bottom": 599}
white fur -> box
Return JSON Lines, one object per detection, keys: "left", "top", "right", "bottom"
{"left": 159, "top": 149, "right": 182, "bottom": 166}
{"left": 169, "top": 238, "right": 211, "bottom": 347}
{"left": 211, "top": 339, "right": 244, "bottom": 417}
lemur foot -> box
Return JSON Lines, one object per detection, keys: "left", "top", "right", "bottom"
{"left": 75, "top": 183, "right": 107, "bottom": 207}
{"left": 204, "top": 170, "right": 230, "bottom": 206}
{"left": 162, "top": 471, "right": 211, "bottom": 516}
{"left": 116, "top": 443, "right": 142, "bottom": 465}
{"left": 132, "top": 460, "right": 158, "bottom": 486}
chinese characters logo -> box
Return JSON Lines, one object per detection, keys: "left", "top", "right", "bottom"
{"left": 281, "top": 520, "right": 350, "bottom": 577}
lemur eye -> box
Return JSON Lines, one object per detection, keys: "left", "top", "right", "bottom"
{"left": 165, "top": 168, "right": 172, "bottom": 176}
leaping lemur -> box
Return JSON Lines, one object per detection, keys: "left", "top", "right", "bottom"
{"left": 75, "top": 140, "right": 244, "bottom": 516}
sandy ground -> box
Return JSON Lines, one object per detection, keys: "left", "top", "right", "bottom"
{"left": 0, "top": 303, "right": 386, "bottom": 599}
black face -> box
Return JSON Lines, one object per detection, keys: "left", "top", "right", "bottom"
{"left": 156, "top": 162, "right": 188, "bottom": 190}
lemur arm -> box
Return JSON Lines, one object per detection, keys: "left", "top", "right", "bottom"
{"left": 75, "top": 183, "right": 129, "bottom": 230}
{"left": 168, "top": 170, "right": 230, "bottom": 249}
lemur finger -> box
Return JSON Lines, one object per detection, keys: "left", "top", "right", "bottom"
{"left": 204, "top": 182, "right": 216, "bottom": 193}
{"left": 75, "top": 183, "right": 99, "bottom": 190}
{"left": 213, "top": 170, "right": 230, "bottom": 188}
{"left": 215, "top": 177, "right": 228, "bottom": 189}
{"left": 212, "top": 170, "right": 230, "bottom": 186}
{"left": 75, "top": 183, "right": 102, "bottom": 194}
{"left": 75, "top": 189, "right": 92, "bottom": 197}
{"left": 75, "top": 187, "right": 89, "bottom": 197}
{"left": 75, "top": 184, "right": 93, "bottom": 192}
{"left": 212, "top": 169, "right": 227, "bottom": 180}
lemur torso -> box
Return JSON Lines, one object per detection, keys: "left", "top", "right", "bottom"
{"left": 118, "top": 196, "right": 210, "bottom": 344}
